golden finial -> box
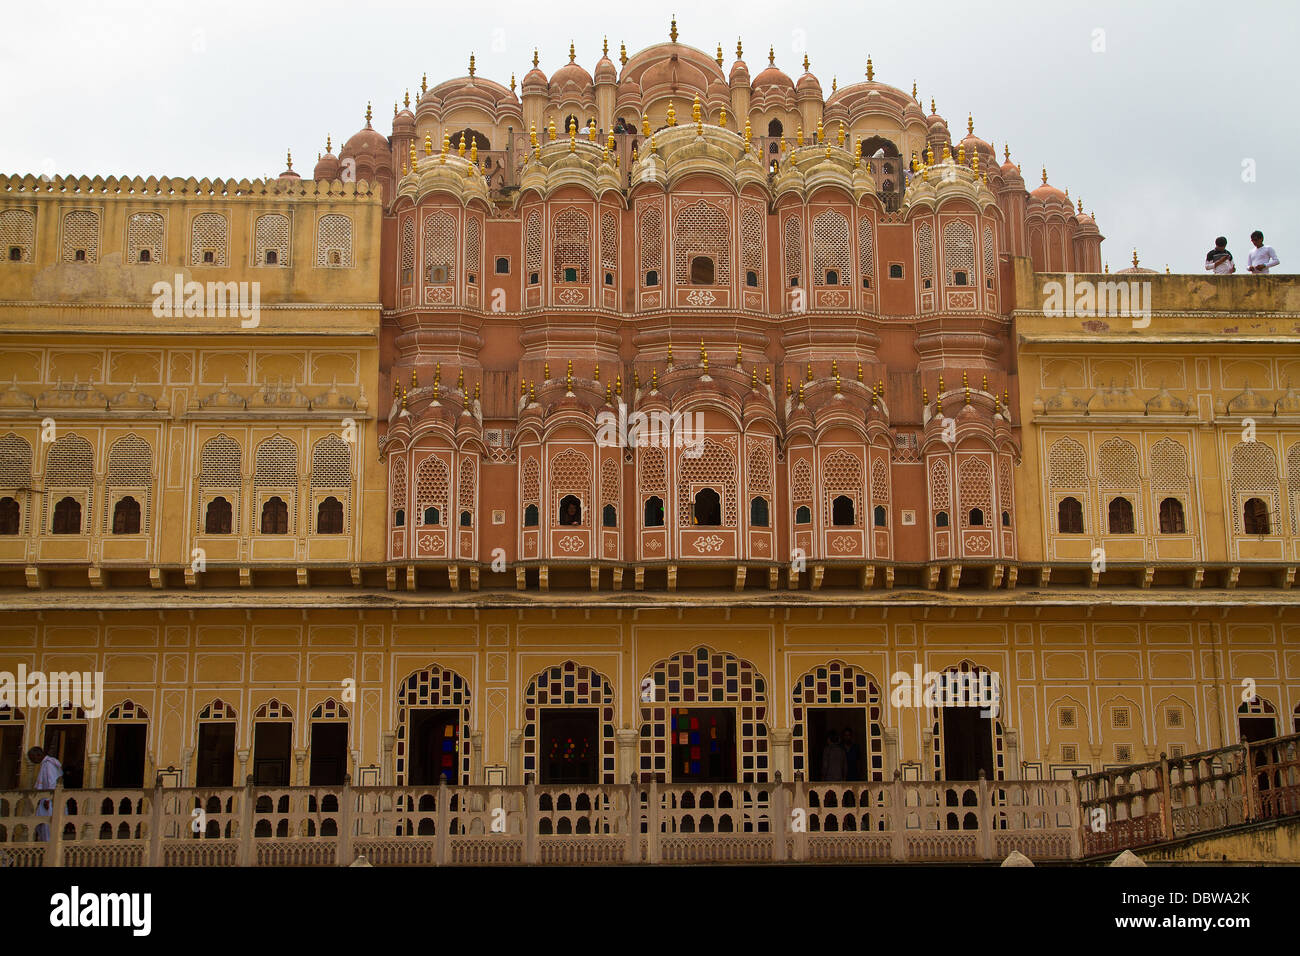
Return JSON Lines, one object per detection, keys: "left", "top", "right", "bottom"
{"left": 285, "top": 148, "right": 293, "bottom": 171}
{"left": 942, "top": 142, "right": 951, "bottom": 161}
{"left": 764, "top": 366, "right": 771, "bottom": 385}
{"left": 785, "top": 377, "right": 792, "bottom": 396}
{"left": 816, "top": 119, "right": 824, "bottom": 143}
{"left": 588, "top": 117, "right": 597, "bottom": 142}
{"left": 962, "top": 371, "right": 968, "bottom": 390}
{"left": 604, "top": 36, "right": 609, "bottom": 57}
{"left": 468, "top": 53, "right": 476, "bottom": 77}
{"left": 434, "top": 362, "right": 442, "bottom": 384}
{"left": 1132, "top": 249, "right": 1139, "bottom": 268}
{"left": 1041, "top": 166, "right": 1048, "bottom": 185}
{"left": 736, "top": 343, "right": 743, "bottom": 366}
{"left": 720, "top": 105, "right": 727, "bottom": 128}
{"left": 768, "top": 45, "right": 775, "bottom": 66}
{"left": 699, "top": 338, "right": 706, "bottom": 360}
{"left": 549, "top": 116, "right": 557, "bottom": 140}
{"left": 922, "top": 387, "right": 928, "bottom": 405}
{"left": 736, "top": 39, "right": 743, "bottom": 60}
{"left": 1004, "top": 144, "right": 1010, "bottom": 163}
{"left": 532, "top": 49, "right": 539, "bottom": 69}
{"left": 544, "top": 362, "right": 551, "bottom": 380}
{"left": 806, "top": 363, "right": 813, "bottom": 382}
{"left": 520, "top": 380, "right": 527, "bottom": 397}
{"left": 424, "top": 133, "right": 432, "bottom": 156}
{"left": 607, "top": 132, "right": 616, "bottom": 152}
{"left": 798, "top": 382, "right": 805, "bottom": 404}
{"left": 972, "top": 150, "right": 979, "bottom": 174}
{"left": 796, "top": 125, "right": 804, "bottom": 147}
{"left": 569, "top": 41, "right": 576, "bottom": 63}
{"left": 615, "top": 375, "right": 623, "bottom": 395}
{"left": 566, "top": 365, "right": 573, "bottom": 391}
{"left": 620, "top": 42, "right": 627, "bottom": 66}
{"left": 667, "top": 343, "right": 674, "bottom": 366}
{"left": 440, "top": 133, "right": 449, "bottom": 163}
{"left": 642, "top": 113, "right": 651, "bottom": 137}
{"left": 457, "top": 367, "right": 465, "bottom": 391}
{"left": 743, "top": 118, "right": 751, "bottom": 150}
{"left": 938, "top": 374, "right": 945, "bottom": 392}
{"left": 1077, "top": 198, "right": 1084, "bottom": 214}
{"left": 404, "top": 89, "right": 410, "bottom": 110}
{"left": 751, "top": 367, "right": 758, "bottom": 387}
{"left": 458, "top": 136, "right": 466, "bottom": 158}
{"left": 365, "top": 101, "right": 373, "bottom": 125}
{"left": 569, "top": 119, "right": 576, "bottom": 152}
{"left": 856, "top": 140, "right": 863, "bottom": 168}
{"left": 393, "top": 102, "right": 398, "bottom": 118}
{"left": 779, "top": 135, "right": 786, "bottom": 154}
{"left": 866, "top": 56, "right": 874, "bottom": 81}
{"left": 401, "top": 161, "right": 407, "bottom": 175}
{"left": 702, "top": 350, "right": 709, "bottom": 373}
{"left": 650, "top": 131, "right": 657, "bottom": 153}
{"left": 857, "top": 362, "right": 863, "bottom": 382}
{"left": 981, "top": 373, "right": 988, "bottom": 391}
{"left": 837, "top": 122, "right": 845, "bottom": 146}
{"left": 958, "top": 145, "right": 965, "bottom": 165}
{"left": 652, "top": 367, "right": 659, "bottom": 389}
{"left": 401, "top": 386, "right": 407, "bottom": 409}
{"left": 409, "top": 141, "right": 418, "bottom": 171}
{"left": 967, "top": 113, "right": 974, "bottom": 137}
{"left": 633, "top": 370, "right": 640, "bottom": 389}
{"left": 530, "top": 122, "right": 538, "bottom": 149}
{"left": 670, "top": 16, "right": 678, "bottom": 43}
{"left": 930, "top": 98, "right": 936, "bottom": 114}
{"left": 832, "top": 76, "right": 837, "bottom": 92}
{"left": 667, "top": 100, "right": 676, "bottom": 126}
{"left": 605, "top": 383, "right": 612, "bottom": 404}
{"left": 409, "top": 367, "right": 418, "bottom": 389}
{"left": 510, "top": 74, "right": 516, "bottom": 94}
{"left": 926, "top": 144, "right": 934, "bottom": 165}
{"left": 802, "top": 53, "right": 810, "bottom": 72}
{"left": 1002, "top": 388, "right": 1009, "bottom": 408}
{"left": 421, "top": 73, "right": 428, "bottom": 94}
{"left": 470, "top": 140, "right": 478, "bottom": 164}
{"left": 831, "top": 359, "right": 838, "bottom": 378}
{"left": 393, "top": 378, "right": 400, "bottom": 397}
{"left": 528, "top": 381, "right": 535, "bottom": 402}
{"left": 912, "top": 80, "right": 917, "bottom": 99}
{"left": 716, "top": 44, "right": 724, "bottom": 66}
{"left": 964, "top": 386, "right": 971, "bottom": 405}
{"left": 594, "top": 363, "right": 601, "bottom": 381}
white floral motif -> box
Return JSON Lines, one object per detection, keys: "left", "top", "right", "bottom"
{"left": 557, "top": 288, "right": 586, "bottom": 304}
{"left": 830, "top": 535, "right": 857, "bottom": 553}
{"left": 692, "top": 534, "right": 725, "bottom": 553}
{"left": 685, "top": 289, "right": 717, "bottom": 307}
{"left": 557, "top": 534, "right": 585, "bottom": 552}
{"left": 645, "top": 538, "right": 663, "bottom": 553}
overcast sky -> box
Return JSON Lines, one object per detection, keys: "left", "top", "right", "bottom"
{"left": 2, "top": 0, "right": 1292, "bottom": 272}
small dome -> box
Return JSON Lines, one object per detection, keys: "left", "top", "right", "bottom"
{"left": 393, "top": 101, "right": 416, "bottom": 134}
{"left": 753, "top": 48, "right": 794, "bottom": 90}
{"left": 795, "top": 57, "right": 822, "bottom": 96}
{"left": 595, "top": 39, "right": 617, "bottom": 84}
{"left": 1030, "top": 167, "right": 1067, "bottom": 203}
{"left": 1116, "top": 250, "right": 1157, "bottom": 274}
{"left": 551, "top": 42, "right": 594, "bottom": 95}
{"left": 278, "top": 149, "right": 300, "bottom": 180}
{"left": 341, "top": 105, "right": 389, "bottom": 160}
{"left": 522, "top": 50, "right": 548, "bottom": 96}
{"left": 729, "top": 55, "right": 750, "bottom": 86}
{"left": 313, "top": 138, "right": 340, "bottom": 180}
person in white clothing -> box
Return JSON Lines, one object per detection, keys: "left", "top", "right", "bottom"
{"left": 27, "top": 746, "right": 63, "bottom": 842}
{"left": 1247, "top": 230, "right": 1280, "bottom": 274}
{"left": 1205, "top": 236, "right": 1235, "bottom": 273}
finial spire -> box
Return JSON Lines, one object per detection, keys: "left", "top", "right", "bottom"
{"left": 285, "top": 149, "right": 293, "bottom": 171}
{"left": 736, "top": 38, "right": 743, "bottom": 60}
{"left": 325, "top": 134, "right": 332, "bottom": 152}
{"left": 620, "top": 42, "right": 627, "bottom": 65}
{"left": 603, "top": 36, "right": 609, "bottom": 56}
{"left": 967, "top": 113, "right": 973, "bottom": 135}
{"left": 912, "top": 80, "right": 917, "bottom": 99}
{"left": 716, "top": 43, "right": 723, "bottom": 66}
{"left": 468, "top": 53, "right": 476, "bottom": 77}
{"left": 365, "top": 101, "right": 373, "bottom": 126}
{"left": 802, "top": 53, "right": 809, "bottom": 72}
{"left": 768, "top": 45, "right": 775, "bottom": 65}
{"left": 670, "top": 16, "right": 678, "bottom": 42}
{"left": 421, "top": 73, "right": 427, "bottom": 94}
{"left": 1004, "top": 143, "right": 1010, "bottom": 162}
{"left": 532, "top": 49, "right": 539, "bottom": 69}
{"left": 1042, "top": 166, "right": 1048, "bottom": 185}
{"left": 569, "top": 41, "right": 575, "bottom": 63}
{"left": 1132, "top": 249, "right": 1139, "bottom": 268}
{"left": 865, "top": 55, "right": 873, "bottom": 81}
{"left": 930, "top": 98, "right": 936, "bottom": 114}
{"left": 404, "top": 90, "right": 410, "bottom": 109}
{"left": 510, "top": 73, "right": 516, "bottom": 94}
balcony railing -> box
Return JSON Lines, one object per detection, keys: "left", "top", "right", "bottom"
{"left": 2, "top": 734, "right": 1294, "bottom": 865}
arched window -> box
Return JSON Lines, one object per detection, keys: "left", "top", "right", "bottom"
{"left": 795, "top": 505, "right": 812, "bottom": 524}
{"left": 968, "top": 508, "right": 984, "bottom": 527}
{"left": 0, "top": 497, "right": 19, "bottom": 534}
{"left": 523, "top": 504, "right": 539, "bottom": 527}
{"left": 1001, "top": 510, "right": 1010, "bottom": 527}
{"left": 1243, "top": 497, "right": 1270, "bottom": 534}
{"left": 205, "top": 497, "right": 232, "bottom": 534}
{"left": 423, "top": 506, "right": 441, "bottom": 526}
{"left": 1158, "top": 497, "right": 1185, "bottom": 534}
{"left": 261, "top": 496, "right": 289, "bottom": 535}
{"left": 692, "top": 488, "right": 721, "bottom": 526}
{"left": 52, "top": 497, "right": 81, "bottom": 534}
{"left": 449, "top": 128, "right": 491, "bottom": 151}
{"left": 1057, "top": 497, "right": 1083, "bottom": 534}
{"left": 602, "top": 504, "right": 617, "bottom": 528}
{"left": 750, "top": 496, "right": 769, "bottom": 527}
{"left": 394, "top": 508, "right": 405, "bottom": 528}
{"left": 767, "top": 119, "right": 784, "bottom": 138}
{"left": 746, "top": 270, "right": 758, "bottom": 287}
{"left": 317, "top": 496, "right": 344, "bottom": 534}
{"left": 645, "top": 269, "right": 659, "bottom": 286}
{"left": 112, "top": 496, "right": 140, "bottom": 535}
{"left": 873, "top": 504, "right": 887, "bottom": 527}
{"left": 690, "top": 256, "right": 714, "bottom": 284}
{"left": 935, "top": 511, "right": 949, "bottom": 528}
{"left": 831, "top": 494, "right": 855, "bottom": 526}
{"left": 459, "top": 510, "right": 472, "bottom": 527}
{"left": 643, "top": 496, "right": 664, "bottom": 527}
{"left": 1107, "top": 497, "right": 1135, "bottom": 534}
{"left": 559, "top": 494, "right": 582, "bottom": 526}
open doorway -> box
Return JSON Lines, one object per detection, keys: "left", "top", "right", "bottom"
{"left": 309, "top": 723, "right": 348, "bottom": 786}
{"left": 252, "top": 722, "right": 291, "bottom": 786}
{"left": 670, "top": 707, "right": 736, "bottom": 783}
{"left": 941, "top": 707, "right": 995, "bottom": 781}
{"left": 104, "top": 723, "right": 147, "bottom": 788}
{"left": 0, "top": 723, "right": 23, "bottom": 788}
{"left": 42, "top": 724, "right": 86, "bottom": 788}
{"left": 1238, "top": 699, "right": 1278, "bottom": 743}
{"left": 407, "top": 708, "right": 459, "bottom": 785}
{"left": 195, "top": 723, "right": 236, "bottom": 787}
{"left": 539, "top": 709, "right": 599, "bottom": 784}
{"left": 807, "top": 707, "right": 868, "bottom": 781}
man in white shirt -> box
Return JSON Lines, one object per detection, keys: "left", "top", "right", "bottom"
{"left": 1247, "top": 230, "right": 1280, "bottom": 274}
{"left": 27, "top": 746, "right": 63, "bottom": 842}
{"left": 1205, "top": 236, "right": 1235, "bottom": 273}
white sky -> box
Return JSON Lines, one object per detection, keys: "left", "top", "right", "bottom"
{"left": 1, "top": 0, "right": 1292, "bottom": 272}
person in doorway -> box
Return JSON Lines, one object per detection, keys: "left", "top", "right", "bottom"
{"left": 1205, "top": 236, "right": 1235, "bottom": 274}
{"left": 840, "top": 728, "right": 861, "bottom": 781}
{"left": 821, "top": 730, "right": 846, "bottom": 781}
{"left": 27, "top": 747, "right": 62, "bottom": 842}
{"left": 1247, "top": 231, "right": 1280, "bottom": 274}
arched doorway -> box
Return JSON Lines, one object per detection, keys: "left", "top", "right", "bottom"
{"left": 1238, "top": 696, "right": 1278, "bottom": 743}
{"left": 638, "top": 645, "right": 768, "bottom": 783}
{"left": 395, "top": 664, "right": 471, "bottom": 786}
{"left": 929, "top": 661, "right": 1005, "bottom": 781}
{"left": 522, "top": 661, "right": 616, "bottom": 784}
{"left": 792, "top": 661, "right": 884, "bottom": 782}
